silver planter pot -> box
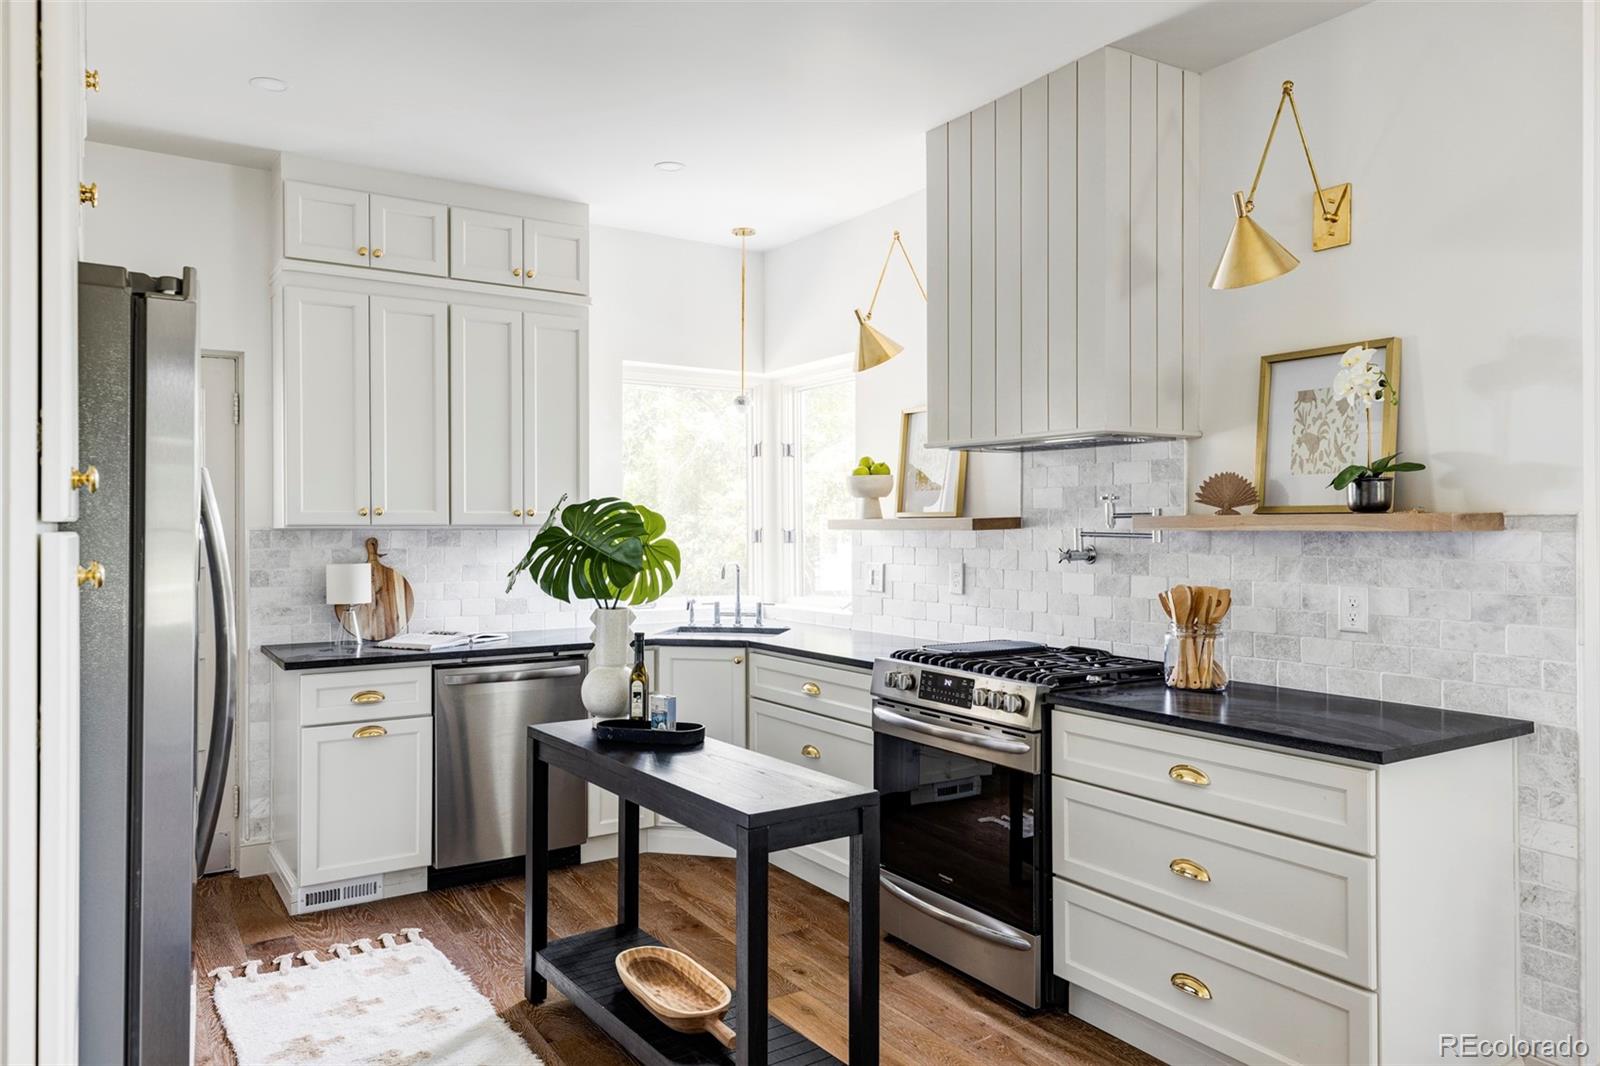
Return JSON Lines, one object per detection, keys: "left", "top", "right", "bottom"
{"left": 1346, "top": 476, "right": 1394, "bottom": 513}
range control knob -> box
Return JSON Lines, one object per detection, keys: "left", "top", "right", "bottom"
{"left": 1002, "top": 693, "right": 1028, "bottom": 715}
{"left": 972, "top": 688, "right": 992, "bottom": 708}
{"left": 887, "top": 670, "right": 916, "bottom": 692}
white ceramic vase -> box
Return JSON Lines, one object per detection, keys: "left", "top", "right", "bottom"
{"left": 581, "top": 606, "right": 635, "bottom": 718}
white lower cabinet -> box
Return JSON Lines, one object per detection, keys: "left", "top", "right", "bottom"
{"left": 651, "top": 647, "right": 747, "bottom": 837}
{"left": 749, "top": 697, "right": 874, "bottom": 884}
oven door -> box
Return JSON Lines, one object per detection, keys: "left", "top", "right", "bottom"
{"left": 872, "top": 701, "right": 1043, "bottom": 933}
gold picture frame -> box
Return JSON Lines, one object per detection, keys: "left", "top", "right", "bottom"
{"left": 896, "top": 407, "right": 968, "bottom": 517}
{"left": 1254, "top": 338, "right": 1401, "bottom": 513}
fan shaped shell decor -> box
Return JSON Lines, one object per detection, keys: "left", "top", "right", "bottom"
{"left": 1195, "top": 472, "right": 1260, "bottom": 516}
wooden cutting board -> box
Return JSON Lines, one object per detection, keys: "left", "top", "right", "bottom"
{"left": 333, "top": 536, "right": 415, "bottom": 641}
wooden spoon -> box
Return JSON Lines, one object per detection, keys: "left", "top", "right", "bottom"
{"left": 1158, "top": 590, "right": 1174, "bottom": 621}
{"left": 1168, "top": 585, "right": 1192, "bottom": 687}
{"left": 1200, "top": 587, "right": 1232, "bottom": 688}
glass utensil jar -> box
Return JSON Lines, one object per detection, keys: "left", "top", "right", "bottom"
{"left": 1163, "top": 622, "right": 1229, "bottom": 692}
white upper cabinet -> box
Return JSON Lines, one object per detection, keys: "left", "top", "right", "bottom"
{"left": 370, "top": 195, "right": 448, "bottom": 277}
{"left": 370, "top": 297, "right": 450, "bottom": 525}
{"left": 927, "top": 47, "right": 1199, "bottom": 449}
{"left": 450, "top": 305, "right": 525, "bottom": 525}
{"left": 523, "top": 312, "right": 585, "bottom": 518}
{"left": 524, "top": 219, "right": 589, "bottom": 296}
{"left": 450, "top": 208, "right": 524, "bottom": 286}
{"left": 284, "top": 181, "right": 371, "bottom": 267}
{"left": 281, "top": 287, "right": 371, "bottom": 525}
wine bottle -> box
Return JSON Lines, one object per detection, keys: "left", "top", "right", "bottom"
{"left": 628, "top": 633, "right": 649, "bottom": 719}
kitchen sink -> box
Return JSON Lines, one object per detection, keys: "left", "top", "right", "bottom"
{"left": 659, "top": 624, "right": 790, "bottom": 636}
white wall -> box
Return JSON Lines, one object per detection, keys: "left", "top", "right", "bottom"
{"left": 81, "top": 142, "right": 273, "bottom": 526}
{"left": 587, "top": 225, "right": 762, "bottom": 496}
{"left": 764, "top": 192, "right": 1020, "bottom": 516}
{"left": 1195, "top": 0, "right": 1581, "bottom": 514}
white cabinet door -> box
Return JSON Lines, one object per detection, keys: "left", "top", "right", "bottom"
{"left": 653, "top": 647, "right": 747, "bottom": 830}
{"left": 284, "top": 181, "right": 371, "bottom": 267}
{"left": 450, "top": 305, "right": 524, "bottom": 525}
{"left": 282, "top": 287, "right": 371, "bottom": 525}
{"left": 298, "top": 717, "right": 432, "bottom": 884}
{"left": 370, "top": 194, "right": 448, "bottom": 277}
{"left": 450, "top": 208, "right": 523, "bottom": 286}
{"left": 524, "top": 218, "right": 589, "bottom": 295}
{"left": 39, "top": 0, "right": 87, "bottom": 522}
{"left": 523, "top": 311, "right": 585, "bottom": 519}
{"left": 370, "top": 297, "right": 449, "bottom": 525}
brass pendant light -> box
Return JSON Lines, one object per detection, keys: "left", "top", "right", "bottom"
{"left": 855, "top": 230, "right": 928, "bottom": 372}
{"left": 1211, "top": 80, "right": 1350, "bottom": 290}
{"left": 732, "top": 226, "right": 754, "bottom": 405}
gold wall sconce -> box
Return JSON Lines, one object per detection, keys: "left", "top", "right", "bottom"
{"left": 1211, "top": 80, "right": 1350, "bottom": 290}
{"left": 855, "top": 230, "right": 927, "bottom": 372}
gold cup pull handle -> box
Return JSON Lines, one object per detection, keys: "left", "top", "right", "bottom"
{"left": 71, "top": 466, "right": 99, "bottom": 494}
{"left": 1168, "top": 763, "right": 1210, "bottom": 787}
{"left": 801, "top": 681, "right": 822, "bottom": 697}
{"left": 1169, "top": 858, "right": 1211, "bottom": 883}
{"left": 350, "top": 690, "right": 387, "bottom": 705}
{"left": 352, "top": 724, "right": 388, "bottom": 739}
{"left": 801, "top": 744, "right": 821, "bottom": 760}
{"left": 1170, "top": 972, "right": 1212, "bottom": 1000}
{"left": 76, "top": 561, "right": 106, "bottom": 589}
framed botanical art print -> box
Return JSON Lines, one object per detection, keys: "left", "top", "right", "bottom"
{"left": 1254, "top": 338, "right": 1401, "bottom": 513}
{"left": 896, "top": 407, "right": 967, "bottom": 517}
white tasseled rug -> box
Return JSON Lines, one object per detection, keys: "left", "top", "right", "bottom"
{"left": 209, "top": 928, "right": 542, "bottom": 1065}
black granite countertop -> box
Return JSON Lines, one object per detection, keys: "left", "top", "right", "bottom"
{"left": 1050, "top": 680, "right": 1533, "bottom": 764}
{"left": 259, "top": 621, "right": 909, "bottom": 673}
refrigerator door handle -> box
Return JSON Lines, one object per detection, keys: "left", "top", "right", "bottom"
{"left": 195, "top": 466, "right": 237, "bottom": 871}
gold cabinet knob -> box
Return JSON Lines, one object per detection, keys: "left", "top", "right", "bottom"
{"left": 513, "top": 267, "right": 522, "bottom": 277}
{"left": 373, "top": 506, "right": 384, "bottom": 516}
{"left": 84, "top": 69, "right": 100, "bottom": 92}
{"left": 350, "top": 690, "right": 386, "bottom": 705}
{"left": 76, "top": 561, "right": 106, "bottom": 589}
{"left": 1170, "top": 973, "right": 1212, "bottom": 1000}
{"left": 70, "top": 466, "right": 99, "bottom": 494}
{"left": 801, "top": 744, "right": 821, "bottom": 760}
{"left": 357, "top": 506, "right": 369, "bottom": 517}
{"left": 1168, "top": 763, "right": 1210, "bottom": 787}
{"left": 356, "top": 246, "right": 368, "bottom": 257}
{"left": 372, "top": 248, "right": 383, "bottom": 258}
{"left": 1169, "top": 858, "right": 1211, "bottom": 883}
{"left": 512, "top": 508, "right": 523, "bottom": 517}
{"left": 801, "top": 681, "right": 821, "bottom": 697}
{"left": 526, "top": 268, "right": 537, "bottom": 279}
{"left": 79, "top": 182, "right": 98, "bottom": 207}
{"left": 733, "top": 655, "right": 744, "bottom": 665}
{"left": 352, "top": 724, "right": 388, "bottom": 738}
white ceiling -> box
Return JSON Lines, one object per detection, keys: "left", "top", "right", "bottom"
{"left": 85, "top": 1, "right": 1357, "bottom": 249}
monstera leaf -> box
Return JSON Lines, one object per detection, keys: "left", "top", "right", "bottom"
{"left": 505, "top": 496, "right": 646, "bottom": 604}
{"left": 618, "top": 504, "right": 681, "bottom": 606}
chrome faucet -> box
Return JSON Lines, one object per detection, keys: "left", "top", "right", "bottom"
{"left": 721, "top": 562, "right": 743, "bottom": 626}
{"left": 686, "top": 599, "right": 696, "bottom": 625}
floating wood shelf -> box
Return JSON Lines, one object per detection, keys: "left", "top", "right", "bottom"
{"left": 827, "top": 516, "right": 1023, "bottom": 531}
{"left": 1133, "top": 512, "right": 1506, "bottom": 533}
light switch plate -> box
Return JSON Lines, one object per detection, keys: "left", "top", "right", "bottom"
{"left": 1338, "top": 586, "right": 1369, "bottom": 633}
{"left": 866, "top": 562, "right": 885, "bottom": 593}
{"left": 949, "top": 562, "right": 964, "bottom": 594}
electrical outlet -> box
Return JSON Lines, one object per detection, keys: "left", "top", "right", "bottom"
{"left": 949, "top": 562, "right": 964, "bottom": 595}
{"left": 1338, "top": 586, "right": 1369, "bottom": 633}
{"left": 865, "top": 562, "right": 885, "bottom": 593}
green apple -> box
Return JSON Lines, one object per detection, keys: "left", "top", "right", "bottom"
{"left": 852, "top": 465, "right": 871, "bottom": 476}
{"left": 858, "top": 455, "right": 874, "bottom": 468}
{"left": 871, "top": 462, "right": 891, "bottom": 475}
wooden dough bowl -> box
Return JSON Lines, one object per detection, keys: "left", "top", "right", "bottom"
{"left": 616, "top": 945, "right": 736, "bottom": 1049}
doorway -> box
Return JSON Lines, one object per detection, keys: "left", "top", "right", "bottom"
{"left": 198, "top": 351, "right": 241, "bottom": 874}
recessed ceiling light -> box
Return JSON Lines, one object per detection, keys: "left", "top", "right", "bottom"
{"left": 249, "top": 76, "right": 289, "bottom": 93}
{"left": 653, "top": 160, "right": 686, "bottom": 173}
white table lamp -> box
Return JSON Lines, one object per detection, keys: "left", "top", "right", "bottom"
{"left": 326, "top": 563, "right": 373, "bottom": 647}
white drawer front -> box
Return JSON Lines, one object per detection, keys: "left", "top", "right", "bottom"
{"left": 749, "top": 697, "right": 874, "bottom": 875}
{"left": 1054, "top": 781, "right": 1375, "bottom": 988}
{"left": 1055, "top": 881, "right": 1376, "bottom": 1066}
{"left": 299, "top": 665, "right": 432, "bottom": 728}
{"left": 1054, "top": 711, "right": 1375, "bottom": 854}
{"left": 749, "top": 652, "right": 871, "bottom": 728}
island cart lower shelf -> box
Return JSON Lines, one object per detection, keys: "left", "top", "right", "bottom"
{"left": 536, "top": 924, "right": 840, "bottom": 1065}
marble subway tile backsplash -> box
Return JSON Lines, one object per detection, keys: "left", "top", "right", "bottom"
{"left": 850, "top": 441, "right": 1579, "bottom": 1035}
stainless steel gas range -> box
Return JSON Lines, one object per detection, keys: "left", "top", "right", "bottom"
{"left": 869, "top": 640, "right": 1163, "bottom": 1008}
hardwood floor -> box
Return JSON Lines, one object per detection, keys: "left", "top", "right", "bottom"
{"left": 192, "top": 856, "right": 1157, "bottom": 1066}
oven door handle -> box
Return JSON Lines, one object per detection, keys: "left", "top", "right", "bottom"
{"left": 872, "top": 706, "right": 1032, "bottom": 755}
{"left": 881, "top": 876, "right": 1033, "bottom": 951}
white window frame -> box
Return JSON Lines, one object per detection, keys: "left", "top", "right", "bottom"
{"left": 619, "top": 361, "right": 766, "bottom": 608}
{"left": 767, "top": 356, "right": 854, "bottom": 609}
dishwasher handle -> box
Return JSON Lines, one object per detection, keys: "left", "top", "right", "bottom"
{"left": 440, "top": 662, "right": 583, "bottom": 686}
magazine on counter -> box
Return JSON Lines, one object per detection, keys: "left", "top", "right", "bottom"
{"left": 375, "top": 630, "right": 510, "bottom": 652}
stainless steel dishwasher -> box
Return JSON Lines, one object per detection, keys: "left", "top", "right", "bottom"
{"left": 433, "top": 655, "right": 589, "bottom": 874}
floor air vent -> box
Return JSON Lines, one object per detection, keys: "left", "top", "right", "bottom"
{"left": 299, "top": 873, "right": 383, "bottom": 913}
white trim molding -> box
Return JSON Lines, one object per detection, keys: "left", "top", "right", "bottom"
{"left": 1583, "top": 1, "right": 1600, "bottom": 1058}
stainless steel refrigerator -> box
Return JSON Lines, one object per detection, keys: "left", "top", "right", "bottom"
{"left": 72, "top": 263, "right": 237, "bottom": 1064}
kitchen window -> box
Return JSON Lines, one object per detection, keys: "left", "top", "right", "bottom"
{"left": 778, "top": 366, "right": 854, "bottom": 605}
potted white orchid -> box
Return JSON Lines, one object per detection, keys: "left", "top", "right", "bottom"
{"left": 1327, "top": 345, "right": 1423, "bottom": 512}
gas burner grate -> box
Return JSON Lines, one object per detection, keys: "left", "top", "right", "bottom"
{"left": 892, "top": 644, "right": 1164, "bottom": 690}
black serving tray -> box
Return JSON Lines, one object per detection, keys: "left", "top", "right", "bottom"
{"left": 593, "top": 718, "right": 705, "bottom": 748}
